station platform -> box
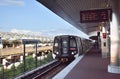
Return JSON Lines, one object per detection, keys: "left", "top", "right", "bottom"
{"left": 53, "top": 48, "right": 120, "bottom": 79}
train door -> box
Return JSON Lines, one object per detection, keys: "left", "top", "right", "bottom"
{"left": 61, "top": 37, "right": 68, "bottom": 55}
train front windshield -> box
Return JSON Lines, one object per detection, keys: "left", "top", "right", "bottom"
{"left": 53, "top": 36, "right": 78, "bottom": 55}
{"left": 61, "top": 37, "right": 77, "bottom": 54}
{"left": 70, "top": 38, "right": 77, "bottom": 48}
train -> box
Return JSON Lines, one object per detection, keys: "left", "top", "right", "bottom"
{"left": 52, "top": 35, "right": 93, "bottom": 62}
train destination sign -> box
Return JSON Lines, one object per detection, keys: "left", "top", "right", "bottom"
{"left": 80, "top": 9, "right": 112, "bottom": 23}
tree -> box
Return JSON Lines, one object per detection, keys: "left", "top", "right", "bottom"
{"left": 2, "top": 39, "right": 10, "bottom": 48}
{"left": 11, "top": 40, "right": 21, "bottom": 47}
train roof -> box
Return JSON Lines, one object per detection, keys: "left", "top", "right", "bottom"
{"left": 54, "top": 35, "right": 92, "bottom": 41}
{"left": 55, "top": 35, "right": 79, "bottom": 38}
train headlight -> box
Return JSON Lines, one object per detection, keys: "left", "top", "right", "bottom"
{"left": 71, "top": 51, "right": 77, "bottom": 55}
{"left": 53, "top": 50, "right": 59, "bottom": 54}
{"left": 56, "top": 52, "right": 59, "bottom": 54}
{"left": 72, "top": 52, "right": 74, "bottom": 55}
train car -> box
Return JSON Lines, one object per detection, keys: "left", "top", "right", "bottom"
{"left": 52, "top": 35, "right": 92, "bottom": 62}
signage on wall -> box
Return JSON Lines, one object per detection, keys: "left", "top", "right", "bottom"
{"left": 80, "top": 9, "right": 112, "bottom": 23}
{"left": 102, "top": 33, "right": 106, "bottom": 39}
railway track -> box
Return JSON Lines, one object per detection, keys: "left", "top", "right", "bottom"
{"left": 33, "top": 61, "right": 69, "bottom": 79}
{"left": 14, "top": 60, "right": 69, "bottom": 79}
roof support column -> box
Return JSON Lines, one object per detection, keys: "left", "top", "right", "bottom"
{"left": 101, "top": 24, "right": 109, "bottom": 58}
{"left": 108, "top": 0, "right": 120, "bottom": 74}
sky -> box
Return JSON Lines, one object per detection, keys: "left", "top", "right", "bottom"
{"left": 0, "top": 0, "right": 88, "bottom": 38}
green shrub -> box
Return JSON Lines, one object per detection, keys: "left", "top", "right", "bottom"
{"left": 2, "top": 52, "right": 53, "bottom": 79}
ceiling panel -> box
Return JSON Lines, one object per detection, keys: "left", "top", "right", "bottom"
{"left": 37, "top": 0, "right": 111, "bottom": 35}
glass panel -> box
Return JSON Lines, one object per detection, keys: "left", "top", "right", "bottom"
{"left": 70, "top": 38, "right": 77, "bottom": 47}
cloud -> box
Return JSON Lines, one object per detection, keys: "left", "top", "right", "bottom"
{"left": 10, "top": 29, "right": 59, "bottom": 37}
{"left": 0, "top": 0, "right": 25, "bottom": 6}
{"left": 10, "top": 28, "right": 89, "bottom": 39}
{"left": 11, "top": 29, "right": 42, "bottom": 36}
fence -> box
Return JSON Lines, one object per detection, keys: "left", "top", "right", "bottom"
{"left": 0, "top": 50, "right": 53, "bottom": 79}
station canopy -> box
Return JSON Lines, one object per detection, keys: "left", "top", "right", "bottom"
{"left": 37, "top": 0, "right": 111, "bottom": 38}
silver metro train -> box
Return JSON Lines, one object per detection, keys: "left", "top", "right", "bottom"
{"left": 52, "top": 35, "right": 93, "bottom": 62}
